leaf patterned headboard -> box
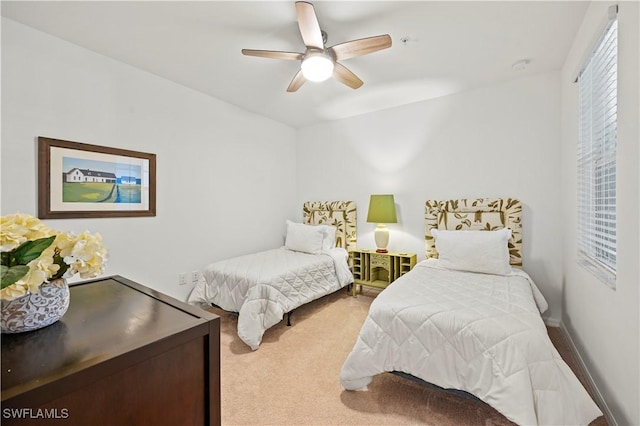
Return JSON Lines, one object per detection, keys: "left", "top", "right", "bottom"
{"left": 303, "top": 201, "right": 357, "bottom": 251}
{"left": 425, "top": 198, "right": 523, "bottom": 267}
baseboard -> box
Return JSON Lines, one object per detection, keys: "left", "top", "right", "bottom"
{"left": 543, "top": 316, "right": 561, "bottom": 327}
{"left": 559, "top": 322, "right": 617, "bottom": 426}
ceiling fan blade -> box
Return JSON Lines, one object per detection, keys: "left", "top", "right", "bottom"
{"left": 329, "top": 34, "right": 392, "bottom": 61}
{"left": 241, "top": 49, "right": 304, "bottom": 61}
{"left": 332, "top": 62, "right": 363, "bottom": 90}
{"left": 295, "top": 1, "right": 324, "bottom": 49}
{"left": 287, "top": 69, "right": 307, "bottom": 92}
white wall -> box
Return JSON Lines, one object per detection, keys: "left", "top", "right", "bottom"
{"left": 1, "top": 18, "right": 298, "bottom": 301}
{"left": 296, "top": 72, "right": 565, "bottom": 323}
{"left": 560, "top": 2, "right": 639, "bottom": 425}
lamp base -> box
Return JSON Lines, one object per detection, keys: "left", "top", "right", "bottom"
{"left": 374, "top": 224, "right": 390, "bottom": 253}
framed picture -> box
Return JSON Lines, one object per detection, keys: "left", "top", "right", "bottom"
{"left": 38, "top": 137, "right": 156, "bottom": 219}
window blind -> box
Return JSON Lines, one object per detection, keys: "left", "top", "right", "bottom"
{"left": 577, "top": 10, "right": 617, "bottom": 288}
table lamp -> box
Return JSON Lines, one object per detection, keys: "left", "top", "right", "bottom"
{"left": 367, "top": 194, "right": 398, "bottom": 253}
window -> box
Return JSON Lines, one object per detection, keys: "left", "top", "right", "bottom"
{"left": 577, "top": 7, "right": 617, "bottom": 288}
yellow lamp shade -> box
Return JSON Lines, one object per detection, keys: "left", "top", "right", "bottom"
{"left": 367, "top": 194, "right": 397, "bottom": 253}
{"left": 366, "top": 195, "right": 397, "bottom": 224}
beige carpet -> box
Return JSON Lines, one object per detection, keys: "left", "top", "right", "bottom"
{"left": 208, "top": 288, "right": 607, "bottom": 426}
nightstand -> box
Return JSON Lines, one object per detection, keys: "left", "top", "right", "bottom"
{"left": 349, "top": 249, "right": 417, "bottom": 296}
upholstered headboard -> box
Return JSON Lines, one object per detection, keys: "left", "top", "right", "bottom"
{"left": 303, "top": 201, "right": 357, "bottom": 251}
{"left": 425, "top": 198, "right": 523, "bottom": 267}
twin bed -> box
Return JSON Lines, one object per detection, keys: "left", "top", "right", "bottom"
{"left": 188, "top": 201, "right": 356, "bottom": 350}
{"left": 188, "top": 197, "right": 602, "bottom": 425}
{"left": 339, "top": 198, "right": 602, "bottom": 425}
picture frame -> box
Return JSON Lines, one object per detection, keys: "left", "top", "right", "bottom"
{"left": 38, "top": 137, "right": 156, "bottom": 219}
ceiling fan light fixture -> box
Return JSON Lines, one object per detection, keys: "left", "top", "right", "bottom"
{"left": 301, "top": 54, "right": 334, "bottom": 82}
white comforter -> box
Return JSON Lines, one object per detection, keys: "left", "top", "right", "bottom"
{"left": 340, "top": 260, "right": 602, "bottom": 426}
{"left": 188, "top": 246, "right": 352, "bottom": 350}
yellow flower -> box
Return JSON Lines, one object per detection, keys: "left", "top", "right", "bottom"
{"left": 1, "top": 214, "right": 107, "bottom": 301}
{"left": 0, "top": 282, "right": 28, "bottom": 300}
{"left": 54, "top": 232, "right": 76, "bottom": 258}
{"left": 20, "top": 269, "right": 50, "bottom": 295}
{"left": 31, "top": 245, "right": 61, "bottom": 279}
{"left": 63, "top": 232, "right": 107, "bottom": 279}
{"left": 0, "top": 213, "right": 54, "bottom": 251}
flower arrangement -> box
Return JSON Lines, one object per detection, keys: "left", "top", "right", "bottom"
{"left": 1, "top": 213, "right": 107, "bottom": 301}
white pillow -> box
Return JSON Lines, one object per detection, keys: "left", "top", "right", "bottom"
{"left": 315, "top": 224, "right": 337, "bottom": 250}
{"left": 285, "top": 220, "right": 325, "bottom": 254}
{"left": 431, "top": 228, "right": 512, "bottom": 275}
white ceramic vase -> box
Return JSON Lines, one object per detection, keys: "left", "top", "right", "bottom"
{"left": 1, "top": 279, "right": 70, "bottom": 333}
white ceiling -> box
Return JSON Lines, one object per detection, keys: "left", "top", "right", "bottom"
{"left": 2, "top": 1, "right": 588, "bottom": 128}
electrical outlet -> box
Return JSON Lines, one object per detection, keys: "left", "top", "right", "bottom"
{"left": 191, "top": 270, "right": 200, "bottom": 283}
{"left": 178, "top": 273, "right": 188, "bottom": 286}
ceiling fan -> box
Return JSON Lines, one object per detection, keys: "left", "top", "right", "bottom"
{"left": 241, "top": 1, "right": 392, "bottom": 92}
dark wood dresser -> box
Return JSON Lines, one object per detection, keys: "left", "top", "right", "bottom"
{"left": 1, "top": 275, "right": 220, "bottom": 426}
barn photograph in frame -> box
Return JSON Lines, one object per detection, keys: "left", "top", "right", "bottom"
{"left": 38, "top": 137, "right": 156, "bottom": 219}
